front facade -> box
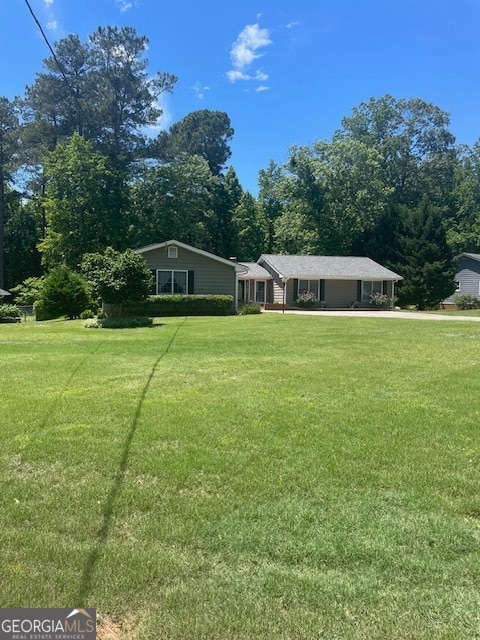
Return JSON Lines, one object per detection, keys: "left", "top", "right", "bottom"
{"left": 134, "top": 241, "right": 402, "bottom": 310}
{"left": 255, "top": 254, "right": 402, "bottom": 308}
{"left": 134, "top": 240, "right": 246, "bottom": 310}
{"left": 443, "top": 253, "right": 480, "bottom": 306}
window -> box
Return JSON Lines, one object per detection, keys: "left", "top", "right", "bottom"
{"left": 298, "top": 279, "right": 320, "bottom": 300}
{"left": 455, "top": 281, "right": 461, "bottom": 292}
{"left": 157, "top": 270, "right": 187, "bottom": 294}
{"left": 362, "top": 281, "right": 382, "bottom": 302}
{"left": 167, "top": 245, "right": 178, "bottom": 258}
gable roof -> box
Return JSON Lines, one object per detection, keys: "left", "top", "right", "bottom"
{"left": 0, "top": 288, "right": 10, "bottom": 296}
{"left": 238, "top": 262, "right": 273, "bottom": 279}
{"left": 134, "top": 239, "right": 247, "bottom": 273}
{"left": 259, "top": 254, "right": 402, "bottom": 280}
{"left": 455, "top": 252, "right": 480, "bottom": 262}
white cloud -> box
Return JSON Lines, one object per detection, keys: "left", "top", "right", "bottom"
{"left": 47, "top": 20, "right": 58, "bottom": 31}
{"left": 193, "top": 82, "right": 210, "bottom": 100}
{"left": 116, "top": 0, "right": 133, "bottom": 11}
{"left": 255, "top": 85, "right": 269, "bottom": 92}
{"left": 230, "top": 23, "right": 272, "bottom": 69}
{"left": 43, "top": 0, "right": 54, "bottom": 6}
{"left": 286, "top": 21, "right": 300, "bottom": 29}
{"left": 227, "top": 22, "right": 272, "bottom": 88}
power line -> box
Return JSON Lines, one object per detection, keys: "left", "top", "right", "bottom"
{"left": 23, "top": 0, "right": 92, "bottom": 132}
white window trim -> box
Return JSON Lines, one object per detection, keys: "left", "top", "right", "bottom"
{"left": 156, "top": 269, "right": 188, "bottom": 295}
{"left": 455, "top": 281, "right": 461, "bottom": 292}
{"left": 167, "top": 245, "right": 178, "bottom": 258}
{"left": 298, "top": 279, "right": 321, "bottom": 301}
{"left": 362, "top": 280, "right": 383, "bottom": 302}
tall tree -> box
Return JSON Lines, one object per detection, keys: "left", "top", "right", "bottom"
{"left": 0, "top": 97, "right": 20, "bottom": 288}
{"left": 335, "top": 94, "right": 459, "bottom": 208}
{"left": 130, "top": 155, "right": 215, "bottom": 249}
{"left": 40, "top": 133, "right": 128, "bottom": 269}
{"left": 390, "top": 201, "right": 456, "bottom": 309}
{"left": 154, "top": 110, "right": 234, "bottom": 175}
{"left": 3, "top": 189, "right": 41, "bottom": 288}
{"left": 22, "top": 27, "right": 177, "bottom": 172}
{"left": 232, "top": 192, "right": 267, "bottom": 260}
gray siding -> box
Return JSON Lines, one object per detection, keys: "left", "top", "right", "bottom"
{"left": 141, "top": 246, "right": 237, "bottom": 297}
{"left": 444, "top": 256, "right": 480, "bottom": 303}
{"left": 324, "top": 280, "right": 358, "bottom": 307}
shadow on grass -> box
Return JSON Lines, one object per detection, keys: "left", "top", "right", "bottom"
{"left": 77, "top": 317, "right": 187, "bottom": 605}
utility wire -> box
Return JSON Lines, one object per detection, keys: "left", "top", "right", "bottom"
{"left": 23, "top": 0, "right": 93, "bottom": 132}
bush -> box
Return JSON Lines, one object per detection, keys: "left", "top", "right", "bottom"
{"left": 238, "top": 303, "right": 261, "bottom": 315}
{"left": 35, "top": 266, "right": 91, "bottom": 320}
{"left": 85, "top": 316, "right": 153, "bottom": 329}
{"left": 453, "top": 293, "right": 480, "bottom": 310}
{"left": 82, "top": 248, "right": 153, "bottom": 307}
{"left": 10, "top": 277, "right": 44, "bottom": 306}
{"left": 296, "top": 291, "right": 317, "bottom": 308}
{"left": 114, "top": 295, "right": 234, "bottom": 317}
{"left": 0, "top": 304, "right": 21, "bottom": 319}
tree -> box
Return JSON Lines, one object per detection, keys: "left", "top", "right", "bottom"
{"left": 22, "top": 27, "right": 177, "bottom": 172}
{"left": 0, "top": 97, "right": 20, "bottom": 288}
{"left": 258, "top": 161, "right": 287, "bottom": 252}
{"left": 81, "top": 247, "right": 153, "bottom": 306}
{"left": 40, "top": 133, "right": 128, "bottom": 269}
{"left": 335, "top": 94, "right": 459, "bottom": 208}
{"left": 232, "top": 192, "right": 267, "bottom": 260}
{"left": 447, "top": 142, "right": 480, "bottom": 254}
{"left": 3, "top": 189, "right": 41, "bottom": 288}
{"left": 154, "top": 110, "right": 234, "bottom": 175}
{"left": 390, "top": 202, "right": 456, "bottom": 309}
{"left": 262, "top": 139, "right": 388, "bottom": 255}
{"left": 35, "top": 266, "right": 90, "bottom": 319}
{"left": 130, "top": 154, "right": 216, "bottom": 250}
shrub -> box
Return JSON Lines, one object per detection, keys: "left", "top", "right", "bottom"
{"left": 85, "top": 316, "right": 153, "bottom": 329}
{"left": 35, "top": 266, "right": 91, "bottom": 320}
{"left": 369, "top": 292, "right": 393, "bottom": 308}
{"left": 82, "top": 248, "right": 153, "bottom": 308}
{"left": 80, "top": 309, "right": 96, "bottom": 319}
{"left": 116, "top": 295, "right": 234, "bottom": 317}
{"left": 453, "top": 293, "right": 480, "bottom": 310}
{"left": 238, "top": 303, "right": 261, "bottom": 315}
{"left": 296, "top": 291, "right": 317, "bottom": 308}
{"left": 10, "top": 277, "right": 44, "bottom": 306}
{"left": 0, "top": 304, "right": 21, "bottom": 319}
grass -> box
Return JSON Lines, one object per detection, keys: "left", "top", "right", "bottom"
{"left": 1, "top": 314, "right": 480, "bottom": 639}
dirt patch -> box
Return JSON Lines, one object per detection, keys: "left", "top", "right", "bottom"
{"left": 96, "top": 614, "right": 135, "bottom": 640}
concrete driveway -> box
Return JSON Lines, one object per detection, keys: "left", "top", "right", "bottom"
{"left": 264, "top": 309, "right": 480, "bottom": 322}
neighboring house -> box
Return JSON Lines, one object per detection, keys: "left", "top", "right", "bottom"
{"left": 253, "top": 254, "right": 403, "bottom": 308}
{"left": 443, "top": 252, "right": 480, "bottom": 306}
{"left": 134, "top": 240, "right": 247, "bottom": 311}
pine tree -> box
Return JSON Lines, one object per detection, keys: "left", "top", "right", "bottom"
{"left": 391, "top": 201, "right": 456, "bottom": 309}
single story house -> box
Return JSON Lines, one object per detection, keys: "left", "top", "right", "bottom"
{"left": 240, "top": 254, "right": 403, "bottom": 308}
{"left": 134, "top": 240, "right": 247, "bottom": 311}
{"left": 134, "top": 240, "right": 402, "bottom": 310}
{"left": 442, "top": 252, "right": 480, "bottom": 306}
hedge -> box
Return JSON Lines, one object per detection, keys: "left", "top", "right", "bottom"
{"left": 108, "top": 295, "right": 234, "bottom": 317}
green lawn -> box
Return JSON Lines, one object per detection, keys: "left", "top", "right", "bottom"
{"left": 1, "top": 315, "right": 479, "bottom": 639}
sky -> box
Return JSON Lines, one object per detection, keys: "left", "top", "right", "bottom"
{"left": 2, "top": 0, "right": 480, "bottom": 193}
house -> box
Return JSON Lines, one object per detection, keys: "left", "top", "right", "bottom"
{"left": 247, "top": 254, "right": 403, "bottom": 308}
{"left": 134, "top": 240, "right": 402, "bottom": 310}
{"left": 134, "top": 240, "right": 247, "bottom": 311}
{"left": 442, "top": 252, "right": 480, "bottom": 307}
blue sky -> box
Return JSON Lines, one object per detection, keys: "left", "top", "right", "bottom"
{"left": 2, "top": 0, "right": 480, "bottom": 192}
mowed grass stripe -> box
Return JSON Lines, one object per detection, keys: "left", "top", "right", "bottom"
{"left": 0, "top": 315, "right": 479, "bottom": 639}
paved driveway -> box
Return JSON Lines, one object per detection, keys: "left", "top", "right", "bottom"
{"left": 264, "top": 309, "right": 480, "bottom": 322}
